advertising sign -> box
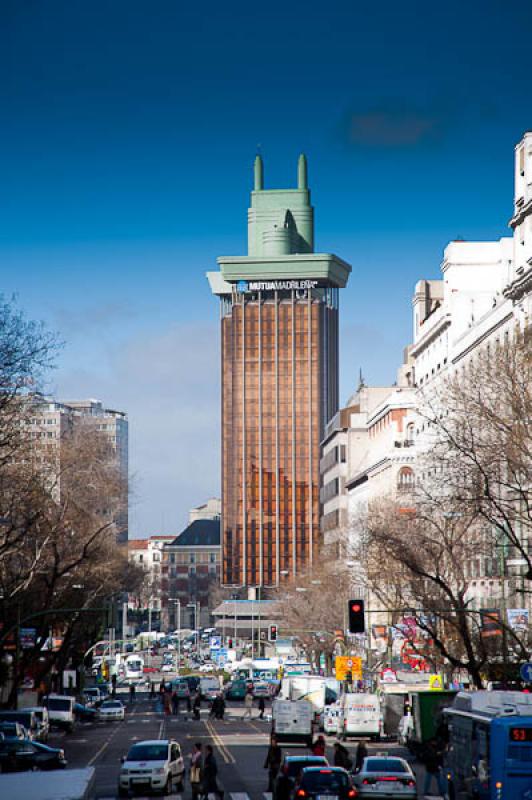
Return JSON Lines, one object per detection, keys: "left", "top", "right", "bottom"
{"left": 508, "top": 608, "right": 529, "bottom": 632}
{"left": 335, "top": 656, "right": 362, "bottom": 681}
{"left": 236, "top": 279, "right": 324, "bottom": 293}
{"left": 481, "top": 608, "right": 502, "bottom": 638}
{"left": 19, "top": 628, "right": 37, "bottom": 649}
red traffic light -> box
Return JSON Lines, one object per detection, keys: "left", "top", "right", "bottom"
{"left": 348, "top": 599, "right": 365, "bottom": 634}
{"left": 351, "top": 603, "right": 361, "bottom": 612}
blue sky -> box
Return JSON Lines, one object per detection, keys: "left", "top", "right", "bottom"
{"left": 2, "top": 0, "right": 531, "bottom": 537}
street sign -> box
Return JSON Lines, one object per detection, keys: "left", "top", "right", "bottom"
{"left": 335, "top": 655, "right": 362, "bottom": 681}
{"left": 520, "top": 663, "right": 532, "bottom": 682}
{"left": 209, "top": 636, "right": 221, "bottom": 650}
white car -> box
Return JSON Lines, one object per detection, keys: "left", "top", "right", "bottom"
{"left": 98, "top": 700, "right": 125, "bottom": 721}
{"left": 161, "top": 663, "right": 173, "bottom": 673}
{"left": 199, "top": 663, "right": 215, "bottom": 672}
{"left": 118, "top": 739, "right": 185, "bottom": 796}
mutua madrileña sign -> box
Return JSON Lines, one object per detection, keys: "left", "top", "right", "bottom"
{"left": 236, "top": 279, "right": 323, "bottom": 292}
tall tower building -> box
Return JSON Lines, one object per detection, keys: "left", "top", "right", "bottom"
{"left": 208, "top": 155, "right": 351, "bottom": 587}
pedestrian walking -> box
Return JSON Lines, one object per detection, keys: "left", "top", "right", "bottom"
{"left": 129, "top": 682, "right": 135, "bottom": 703}
{"left": 243, "top": 690, "right": 253, "bottom": 720}
{"left": 187, "top": 692, "right": 193, "bottom": 714}
{"left": 258, "top": 696, "right": 266, "bottom": 719}
{"left": 333, "top": 741, "right": 352, "bottom": 770}
{"left": 190, "top": 742, "right": 203, "bottom": 800}
{"left": 354, "top": 741, "right": 368, "bottom": 772}
{"left": 172, "top": 689, "right": 179, "bottom": 715}
{"left": 263, "top": 733, "right": 282, "bottom": 792}
{"left": 210, "top": 695, "right": 219, "bottom": 719}
{"left": 311, "top": 735, "right": 326, "bottom": 757}
{"left": 164, "top": 691, "right": 172, "bottom": 716}
{"left": 202, "top": 744, "right": 224, "bottom": 800}
{"left": 149, "top": 680, "right": 155, "bottom": 700}
{"left": 217, "top": 695, "right": 226, "bottom": 721}
{"left": 193, "top": 692, "right": 201, "bottom": 720}
{"left": 420, "top": 738, "right": 446, "bottom": 797}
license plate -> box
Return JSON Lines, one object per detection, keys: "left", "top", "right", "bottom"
{"left": 318, "top": 795, "right": 338, "bottom": 800}
{"left": 376, "top": 782, "right": 399, "bottom": 790}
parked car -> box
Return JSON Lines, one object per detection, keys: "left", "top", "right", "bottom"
{"left": 74, "top": 702, "right": 98, "bottom": 722}
{"left": 295, "top": 767, "right": 356, "bottom": 800}
{"left": 252, "top": 681, "right": 271, "bottom": 698}
{"left": 161, "top": 663, "right": 173, "bottom": 673}
{"left": 118, "top": 739, "right": 184, "bottom": 796}
{"left": 276, "top": 755, "right": 329, "bottom": 796}
{"left": 98, "top": 700, "right": 125, "bottom": 721}
{"left": 0, "top": 738, "right": 67, "bottom": 772}
{"left": 0, "top": 721, "right": 27, "bottom": 741}
{"left": 43, "top": 694, "right": 75, "bottom": 732}
{"left": 0, "top": 710, "right": 39, "bottom": 741}
{"left": 351, "top": 756, "right": 416, "bottom": 799}
{"left": 23, "top": 707, "right": 50, "bottom": 743}
{"left": 82, "top": 687, "right": 104, "bottom": 707}
{"left": 171, "top": 680, "right": 190, "bottom": 699}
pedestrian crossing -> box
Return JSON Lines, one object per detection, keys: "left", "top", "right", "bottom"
{"left": 99, "top": 794, "right": 258, "bottom": 800}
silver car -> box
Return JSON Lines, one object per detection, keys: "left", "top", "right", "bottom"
{"left": 352, "top": 756, "right": 416, "bottom": 799}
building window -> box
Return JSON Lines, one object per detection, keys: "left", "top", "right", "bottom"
{"left": 209, "top": 553, "right": 216, "bottom": 564}
{"left": 138, "top": 554, "right": 143, "bottom": 562}
{"left": 397, "top": 467, "right": 415, "bottom": 491}
{"left": 405, "top": 423, "right": 415, "bottom": 446}
{"left": 170, "top": 553, "right": 175, "bottom": 564}
{"left": 189, "top": 553, "right": 195, "bottom": 564}
{"left": 189, "top": 566, "right": 196, "bottom": 575}
{"left": 152, "top": 552, "right": 160, "bottom": 562}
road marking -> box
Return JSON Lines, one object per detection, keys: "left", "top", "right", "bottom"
{"left": 230, "top": 794, "right": 251, "bottom": 800}
{"left": 263, "top": 793, "right": 273, "bottom": 800}
{"left": 87, "top": 719, "right": 123, "bottom": 766}
{"left": 205, "top": 719, "right": 235, "bottom": 764}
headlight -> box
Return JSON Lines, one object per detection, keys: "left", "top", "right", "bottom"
{"left": 59, "top": 750, "right": 65, "bottom": 759}
{"left": 153, "top": 767, "right": 165, "bottom": 774}
{"left": 121, "top": 769, "right": 129, "bottom": 775}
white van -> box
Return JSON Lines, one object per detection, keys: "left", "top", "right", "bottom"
{"left": 44, "top": 694, "right": 75, "bottom": 732}
{"left": 272, "top": 699, "right": 314, "bottom": 746}
{"left": 337, "top": 692, "right": 381, "bottom": 740}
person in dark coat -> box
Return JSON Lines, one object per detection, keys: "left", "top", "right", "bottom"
{"left": 258, "top": 696, "right": 266, "bottom": 719}
{"left": 333, "top": 742, "right": 351, "bottom": 769}
{"left": 193, "top": 692, "right": 201, "bottom": 720}
{"left": 190, "top": 743, "right": 203, "bottom": 800}
{"left": 202, "top": 744, "right": 224, "bottom": 800}
{"left": 172, "top": 690, "right": 179, "bottom": 715}
{"left": 216, "top": 695, "right": 226, "bottom": 720}
{"left": 421, "top": 737, "right": 446, "bottom": 797}
{"left": 264, "top": 733, "right": 282, "bottom": 791}
{"left": 354, "top": 741, "right": 368, "bottom": 772}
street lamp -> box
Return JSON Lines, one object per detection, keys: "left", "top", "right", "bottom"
{"left": 169, "top": 598, "right": 181, "bottom": 674}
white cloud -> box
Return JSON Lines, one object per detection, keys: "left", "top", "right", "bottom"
{"left": 54, "top": 321, "right": 220, "bottom": 537}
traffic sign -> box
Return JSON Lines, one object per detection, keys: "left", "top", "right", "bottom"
{"left": 210, "top": 636, "right": 221, "bottom": 650}
{"left": 520, "top": 663, "right": 532, "bottom": 682}
{"left": 335, "top": 655, "right": 362, "bottom": 681}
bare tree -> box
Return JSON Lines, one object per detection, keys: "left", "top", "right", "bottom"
{"left": 273, "top": 558, "right": 352, "bottom": 674}
{"left": 422, "top": 331, "right": 532, "bottom": 581}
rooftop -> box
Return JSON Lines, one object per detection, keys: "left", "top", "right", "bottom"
{"left": 168, "top": 518, "right": 220, "bottom": 548}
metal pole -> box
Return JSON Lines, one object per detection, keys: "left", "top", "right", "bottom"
{"left": 258, "top": 586, "right": 262, "bottom": 658}
{"left": 251, "top": 598, "right": 255, "bottom": 659}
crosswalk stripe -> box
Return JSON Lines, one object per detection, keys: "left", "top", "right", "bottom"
{"left": 230, "top": 793, "right": 251, "bottom": 800}
{"left": 264, "top": 793, "right": 273, "bottom": 800}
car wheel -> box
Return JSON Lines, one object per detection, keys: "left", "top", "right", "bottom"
{"left": 118, "top": 786, "right": 128, "bottom": 797}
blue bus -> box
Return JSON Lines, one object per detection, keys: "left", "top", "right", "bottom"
{"left": 444, "top": 691, "right": 532, "bottom": 799}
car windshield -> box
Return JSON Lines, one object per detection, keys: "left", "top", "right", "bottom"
{"left": 128, "top": 744, "right": 168, "bottom": 761}
{"left": 364, "top": 759, "right": 408, "bottom": 773}
{"left": 301, "top": 770, "right": 348, "bottom": 791}
{"left": 286, "top": 758, "right": 327, "bottom": 777}
{"left": 102, "top": 702, "right": 122, "bottom": 708}
{"left": 47, "top": 699, "right": 71, "bottom": 711}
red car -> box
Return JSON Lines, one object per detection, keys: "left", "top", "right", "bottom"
{"left": 143, "top": 666, "right": 157, "bottom": 674}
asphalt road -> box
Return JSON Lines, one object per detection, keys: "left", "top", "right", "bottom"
{"left": 47, "top": 689, "right": 433, "bottom": 800}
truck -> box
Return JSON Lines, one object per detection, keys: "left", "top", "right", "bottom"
{"left": 400, "top": 689, "right": 457, "bottom": 755}
{"left": 272, "top": 698, "right": 314, "bottom": 746}
{"left": 43, "top": 694, "right": 75, "bottom": 732}
{"left": 337, "top": 692, "right": 381, "bottom": 740}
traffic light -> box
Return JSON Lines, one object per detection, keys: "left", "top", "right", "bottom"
{"left": 228, "top": 638, "right": 233, "bottom": 648}
{"left": 268, "top": 624, "right": 278, "bottom": 642}
{"left": 348, "top": 599, "right": 365, "bottom": 634}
